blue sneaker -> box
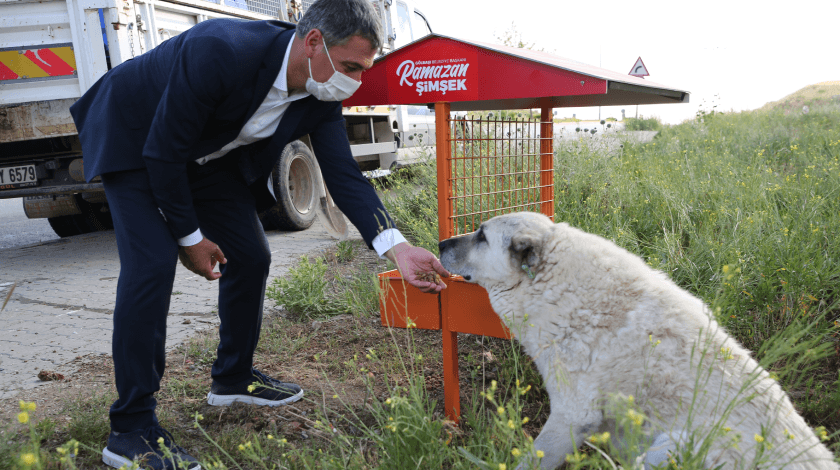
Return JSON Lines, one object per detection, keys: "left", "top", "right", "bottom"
{"left": 102, "top": 424, "right": 200, "bottom": 469}
{"left": 206, "top": 368, "right": 303, "bottom": 407}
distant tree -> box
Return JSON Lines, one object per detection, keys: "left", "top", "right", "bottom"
{"left": 494, "top": 22, "right": 545, "bottom": 51}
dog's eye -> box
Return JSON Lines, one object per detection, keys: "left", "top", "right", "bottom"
{"left": 475, "top": 228, "right": 486, "bottom": 243}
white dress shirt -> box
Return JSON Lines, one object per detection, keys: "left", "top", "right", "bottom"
{"left": 179, "top": 39, "right": 406, "bottom": 257}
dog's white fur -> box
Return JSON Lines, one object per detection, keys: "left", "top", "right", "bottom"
{"left": 438, "top": 212, "right": 838, "bottom": 470}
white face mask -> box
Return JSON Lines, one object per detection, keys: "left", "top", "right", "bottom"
{"left": 306, "top": 40, "right": 362, "bottom": 102}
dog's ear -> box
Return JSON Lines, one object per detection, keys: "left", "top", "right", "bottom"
{"left": 510, "top": 230, "right": 542, "bottom": 272}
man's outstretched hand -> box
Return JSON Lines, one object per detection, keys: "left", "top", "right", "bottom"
{"left": 385, "top": 242, "right": 450, "bottom": 293}
{"left": 179, "top": 237, "right": 227, "bottom": 281}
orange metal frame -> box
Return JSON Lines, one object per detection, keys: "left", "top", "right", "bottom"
{"left": 378, "top": 102, "right": 554, "bottom": 422}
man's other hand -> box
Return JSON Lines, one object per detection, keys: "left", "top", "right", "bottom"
{"left": 179, "top": 238, "right": 227, "bottom": 281}
{"left": 386, "top": 242, "right": 450, "bottom": 294}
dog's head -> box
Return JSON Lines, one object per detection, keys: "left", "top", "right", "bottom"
{"left": 438, "top": 212, "right": 554, "bottom": 288}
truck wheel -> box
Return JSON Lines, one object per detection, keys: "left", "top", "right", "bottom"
{"left": 47, "top": 215, "right": 82, "bottom": 238}
{"left": 260, "top": 141, "right": 318, "bottom": 231}
{"left": 75, "top": 195, "right": 113, "bottom": 232}
{"left": 45, "top": 195, "right": 113, "bottom": 238}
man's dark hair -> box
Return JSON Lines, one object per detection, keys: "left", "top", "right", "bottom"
{"left": 296, "top": 0, "right": 383, "bottom": 51}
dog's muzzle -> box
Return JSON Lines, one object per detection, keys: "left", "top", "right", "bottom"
{"left": 438, "top": 238, "right": 471, "bottom": 280}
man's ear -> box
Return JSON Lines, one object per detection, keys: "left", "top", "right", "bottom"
{"left": 510, "top": 230, "right": 542, "bottom": 270}
{"left": 303, "top": 28, "right": 323, "bottom": 58}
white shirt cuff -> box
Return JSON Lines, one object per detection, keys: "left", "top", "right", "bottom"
{"left": 372, "top": 228, "right": 407, "bottom": 258}
{"left": 178, "top": 229, "right": 203, "bottom": 247}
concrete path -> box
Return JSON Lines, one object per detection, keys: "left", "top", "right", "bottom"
{"left": 0, "top": 220, "right": 351, "bottom": 399}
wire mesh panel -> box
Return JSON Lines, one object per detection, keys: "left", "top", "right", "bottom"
{"left": 443, "top": 114, "right": 554, "bottom": 238}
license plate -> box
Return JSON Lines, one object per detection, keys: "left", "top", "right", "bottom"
{"left": 0, "top": 164, "right": 38, "bottom": 190}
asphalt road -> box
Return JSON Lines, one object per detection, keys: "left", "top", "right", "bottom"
{"left": 0, "top": 198, "right": 60, "bottom": 250}
{"left": 0, "top": 210, "right": 349, "bottom": 399}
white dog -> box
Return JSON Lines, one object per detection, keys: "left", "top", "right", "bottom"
{"left": 438, "top": 212, "right": 837, "bottom": 470}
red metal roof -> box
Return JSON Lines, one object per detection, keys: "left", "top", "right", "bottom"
{"left": 344, "top": 34, "right": 689, "bottom": 111}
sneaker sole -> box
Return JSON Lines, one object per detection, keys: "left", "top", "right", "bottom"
{"left": 206, "top": 389, "right": 304, "bottom": 407}
{"left": 102, "top": 447, "right": 203, "bottom": 469}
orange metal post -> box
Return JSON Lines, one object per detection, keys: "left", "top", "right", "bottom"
{"left": 441, "top": 288, "right": 460, "bottom": 421}
{"left": 436, "top": 102, "right": 453, "bottom": 240}
{"left": 540, "top": 106, "right": 555, "bottom": 219}
{"left": 435, "top": 102, "right": 461, "bottom": 421}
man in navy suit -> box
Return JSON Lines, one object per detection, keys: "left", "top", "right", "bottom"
{"left": 70, "top": 0, "right": 449, "bottom": 467}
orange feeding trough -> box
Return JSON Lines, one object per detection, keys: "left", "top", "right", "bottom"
{"left": 343, "top": 33, "right": 689, "bottom": 422}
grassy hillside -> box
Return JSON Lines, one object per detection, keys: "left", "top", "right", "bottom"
{"left": 760, "top": 80, "right": 840, "bottom": 112}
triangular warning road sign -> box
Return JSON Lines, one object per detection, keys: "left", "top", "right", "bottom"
{"left": 629, "top": 57, "right": 649, "bottom": 78}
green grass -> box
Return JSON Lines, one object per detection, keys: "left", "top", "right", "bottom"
{"left": 556, "top": 105, "right": 840, "bottom": 355}
{"left": 624, "top": 116, "right": 663, "bottom": 131}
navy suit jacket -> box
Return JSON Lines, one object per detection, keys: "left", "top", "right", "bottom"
{"left": 70, "top": 19, "right": 394, "bottom": 247}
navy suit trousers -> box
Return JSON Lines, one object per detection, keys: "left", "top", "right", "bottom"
{"left": 102, "top": 158, "right": 270, "bottom": 432}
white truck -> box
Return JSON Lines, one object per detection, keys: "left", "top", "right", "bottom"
{"left": 0, "top": 0, "right": 435, "bottom": 236}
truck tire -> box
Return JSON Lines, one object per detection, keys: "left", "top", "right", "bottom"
{"left": 260, "top": 140, "right": 318, "bottom": 231}
{"left": 45, "top": 195, "right": 113, "bottom": 238}
{"left": 74, "top": 194, "right": 113, "bottom": 232}
{"left": 47, "top": 215, "right": 83, "bottom": 238}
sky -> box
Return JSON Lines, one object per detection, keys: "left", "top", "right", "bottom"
{"left": 412, "top": 0, "right": 839, "bottom": 124}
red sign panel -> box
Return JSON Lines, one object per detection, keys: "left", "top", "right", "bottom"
{"left": 388, "top": 47, "right": 478, "bottom": 101}
{"left": 345, "top": 36, "right": 608, "bottom": 108}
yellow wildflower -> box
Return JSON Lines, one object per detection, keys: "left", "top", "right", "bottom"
{"left": 588, "top": 432, "right": 611, "bottom": 444}
{"left": 511, "top": 448, "right": 521, "bottom": 457}
{"left": 626, "top": 409, "right": 645, "bottom": 426}
{"left": 499, "top": 464, "right": 507, "bottom": 470}
{"left": 754, "top": 434, "right": 764, "bottom": 443}
{"left": 19, "top": 401, "right": 36, "bottom": 412}
{"left": 816, "top": 426, "right": 829, "bottom": 442}
{"left": 521, "top": 417, "right": 530, "bottom": 425}
{"left": 247, "top": 384, "right": 257, "bottom": 393}
{"left": 17, "top": 412, "right": 28, "bottom": 424}
{"left": 537, "top": 450, "right": 545, "bottom": 458}
{"left": 497, "top": 406, "right": 505, "bottom": 415}
{"left": 19, "top": 453, "right": 37, "bottom": 466}
{"left": 507, "top": 419, "right": 515, "bottom": 429}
